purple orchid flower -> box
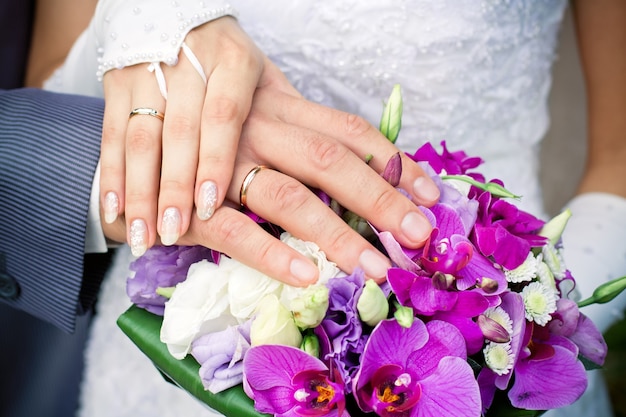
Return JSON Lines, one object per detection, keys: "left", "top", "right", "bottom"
{"left": 126, "top": 245, "right": 217, "bottom": 315}
{"left": 478, "top": 292, "right": 589, "bottom": 411}
{"left": 409, "top": 141, "right": 484, "bottom": 182}
{"left": 352, "top": 318, "right": 481, "bottom": 416}
{"left": 191, "top": 321, "right": 252, "bottom": 394}
{"left": 387, "top": 268, "right": 491, "bottom": 354}
{"left": 243, "top": 345, "right": 349, "bottom": 417}
{"left": 472, "top": 192, "right": 546, "bottom": 270}
{"left": 320, "top": 270, "right": 368, "bottom": 391}
{"left": 548, "top": 298, "right": 607, "bottom": 366}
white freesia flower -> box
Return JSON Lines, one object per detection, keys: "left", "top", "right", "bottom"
{"left": 160, "top": 260, "right": 238, "bottom": 359}
{"left": 250, "top": 294, "right": 302, "bottom": 347}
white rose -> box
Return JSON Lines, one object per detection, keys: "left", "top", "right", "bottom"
{"left": 160, "top": 260, "right": 238, "bottom": 359}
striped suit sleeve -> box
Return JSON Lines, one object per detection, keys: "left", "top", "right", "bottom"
{"left": 0, "top": 88, "right": 105, "bottom": 333}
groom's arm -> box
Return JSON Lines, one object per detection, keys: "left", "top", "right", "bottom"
{"left": 0, "top": 88, "right": 109, "bottom": 333}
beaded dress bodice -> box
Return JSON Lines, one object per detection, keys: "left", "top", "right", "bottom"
{"left": 236, "top": 0, "right": 567, "bottom": 215}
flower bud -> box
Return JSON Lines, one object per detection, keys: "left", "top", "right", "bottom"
{"left": 300, "top": 334, "right": 320, "bottom": 358}
{"left": 578, "top": 275, "right": 626, "bottom": 308}
{"left": 393, "top": 301, "right": 414, "bottom": 328}
{"left": 379, "top": 84, "right": 403, "bottom": 143}
{"left": 477, "top": 314, "right": 510, "bottom": 343}
{"left": 479, "top": 277, "right": 500, "bottom": 294}
{"left": 382, "top": 152, "right": 402, "bottom": 187}
{"left": 432, "top": 272, "right": 455, "bottom": 290}
{"left": 357, "top": 279, "right": 390, "bottom": 327}
{"left": 250, "top": 294, "right": 302, "bottom": 347}
{"left": 539, "top": 209, "right": 572, "bottom": 246}
{"left": 289, "top": 285, "right": 330, "bottom": 329}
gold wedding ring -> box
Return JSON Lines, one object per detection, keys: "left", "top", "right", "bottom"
{"left": 129, "top": 107, "right": 165, "bottom": 121}
{"left": 240, "top": 165, "right": 270, "bottom": 209}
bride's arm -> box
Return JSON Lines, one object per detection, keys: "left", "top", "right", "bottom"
{"left": 24, "top": 0, "right": 96, "bottom": 88}
{"left": 559, "top": 0, "right": 626, "bottom": 333}
{"left": 572, "top": 0, "right": 626, "bottom": 197}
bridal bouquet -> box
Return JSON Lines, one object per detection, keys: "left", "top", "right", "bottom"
{"left": 118, "top": 86, "right": 624, "bottom": 417}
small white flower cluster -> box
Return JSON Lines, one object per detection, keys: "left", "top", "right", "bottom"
{"left": 504, "top": 242, "right": 567, "bottom": 327}
{"left": 482, "top": 306, "right": 515, "bottom": 376}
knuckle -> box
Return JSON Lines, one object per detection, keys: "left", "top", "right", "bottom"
{"left": 371, "top": 187, "right": 402, "bottom": 216}
{"left": 323, "top": 225, "right": 355, "bottom": 256}
{"left": 269, "top": 179, "right": 311, "bottom": 212}
{"left": 101, "top": 122, "right": 123, "bottom": 147}
{"left": 203, "top": 96, "right": 242, "bottom": 125}
{"left": 210, "top": 213, "right": 249, "bottom": 248}
{"left": 159, "top": 178, "right": 191, "bottom": 194}
{"left": 307, "top": 137, "right": 350, "bottom": 171}
{"left": 342, "top": 113, "right": 374, "bottom": 139}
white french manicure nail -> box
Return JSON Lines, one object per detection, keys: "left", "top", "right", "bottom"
{"left": 104, "top": 191, "right": 119, "bottom": 224}
{"left": 130, "top": 219, "right": 148, "bottom": 257}
{"left": 160, "top": 207, "right": 181, "bottom": 246}
{"left": 197, "top": 181, "right": 217, "bottom": 220}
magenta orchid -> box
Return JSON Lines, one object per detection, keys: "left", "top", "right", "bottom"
{"left": 352, "top": 318, "right": 481, "bottom": 417}
{"left": 243, "top": 345, "right": 348, "bottom": 417}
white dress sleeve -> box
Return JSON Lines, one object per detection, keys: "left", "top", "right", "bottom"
{"left": 545, "top": 192, "right": 626, "bottom": 417}
{"left": 44, "top": 0, "right": 236, "bottom": 96}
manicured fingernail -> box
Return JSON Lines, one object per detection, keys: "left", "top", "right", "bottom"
{"left": 290, "top": 258, "right": 318, "bottom": 284}
{"left": 130, "top": 219, "right": 148, "bottom": 257}
{"left": 401, "top": 211, "right": 431, "bottom": 244}
{"left": 160, "top": 207, "right": 181, "bottom": 246}
{"left": 358, "top": 249, "right": 391, "bottom": 280}
{"left": 104, "top": 191, "right": 119, "bottom": 224}
{"left": 413, "top": 176, "right": 440, "bottom": 202}
{"left": 197, "top": 181, "right": 217, "bottom": 220}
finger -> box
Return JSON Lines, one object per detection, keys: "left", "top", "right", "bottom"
{"left": 228, "top": 165, "right": 392, "bottom": 282}
{"left": 100, "top": 72, "right": 131, "bottom": 226}
{"left": 157, "top": 57, "right": 205, "bottom": 246}
{"left": 125, "top": 78, "right": 166, "bottom": 256}
{"left": 258, "top": 89, "right": 441, "bottom": 207}
{"left": 240, "top": 119, "right": 433, "bottom": 249}
{"left": 179, "top": 204, "right": 321, "bottom": 287}
{"left": 194, "top": 45, "right": 263, "bottom": 222}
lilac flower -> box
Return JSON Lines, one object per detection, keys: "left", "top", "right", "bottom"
{"left": 126, "top": 245, "right": 216, "bottom": 315}
{"left": 320, "top": 270, "right": 367, "bottom": 391}
{"left": 243, "top": 345, "right": 348, "bottom": 417}
{"left": 473, "top": 192, "right": 546, "bottom": 270}
{"left": 352, "top": 318, "right": 481, "bottom": 416}
{"left": 191, "top": 321, "right": 252, "bottom": 394}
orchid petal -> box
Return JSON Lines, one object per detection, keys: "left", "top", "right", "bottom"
{"left": 568, "top": 313, "right": 608, "bottom": 366}
{"left": 509, "top": 345, "right": 587, "bottom": 410}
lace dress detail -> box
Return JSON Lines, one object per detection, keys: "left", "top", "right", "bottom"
{"left": 236, "top": 0, "right": 567, "bottom": 215}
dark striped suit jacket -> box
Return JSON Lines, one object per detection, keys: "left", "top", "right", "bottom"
{"left": 0, "top": 2, "right": 112, "bottom": 415}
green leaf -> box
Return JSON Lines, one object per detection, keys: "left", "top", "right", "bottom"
{"left": 441, "top": 175, "right": 521, "bottom": 199}
{"left": 117, "top": 306, "right": 268, "bottom": 417}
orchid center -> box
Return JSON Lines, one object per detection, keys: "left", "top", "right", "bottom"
{"left": 315, "top": 383, "right": 335, "bottom": 404}
{"left": 371, "top": 366, "right": 422, "bottom": 415}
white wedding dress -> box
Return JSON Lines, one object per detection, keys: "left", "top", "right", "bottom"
{"left": 44, "top": 1, "right": 626, "bottom": 416}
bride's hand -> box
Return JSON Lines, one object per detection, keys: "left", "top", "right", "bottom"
{"left": 99, "top": 17, "right": 265, "bottom": 256}
{"left": 104, "top": 58, "right": 440, "bottom": 286}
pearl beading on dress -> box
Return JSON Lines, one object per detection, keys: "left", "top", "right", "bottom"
{"left": 94, "top": 0, "right": 237, "bottom": 81}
